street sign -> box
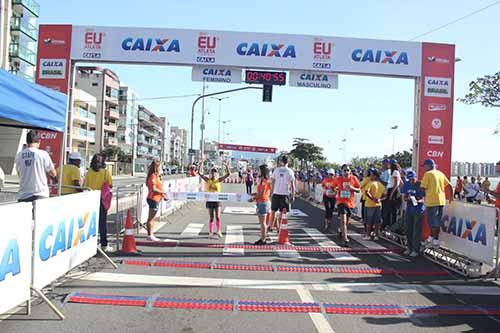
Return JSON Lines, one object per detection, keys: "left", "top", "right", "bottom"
{"left": 263, "top": 85, "right": 272, "bottom": 102}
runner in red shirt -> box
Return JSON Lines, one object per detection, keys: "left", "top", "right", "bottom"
{"left": 334, "top": 164, "right": 361, "bottom": 245}
{"left": 321, "top": 169, "right": 337, "bottom": 231}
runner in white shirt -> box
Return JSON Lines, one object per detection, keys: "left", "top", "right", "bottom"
{"left": 15, "top": 130, "right": 56, "bottom": 202}
{"left": 269, "top": 155, "right": 295, "bottom": 231}
{"left": 464, "top": 176, "right": 480, "bottom": 203}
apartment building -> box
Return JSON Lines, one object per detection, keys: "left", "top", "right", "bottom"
{"left": 170, "top": 126, "right": 188, "bottom": 168}
{"left": 71, "top": 88, "right": 97, "bottom": 166}
{"left": 451, "top": 161, "right": 496, "bottom": 177}
{"left": 0, "top": 0, "right": 39, "bottom": 81}
{"left": 118, "top": 85, "right": 137, "bottom": 156}
{"left": 136, "top": 105, "right": 163, "bottom": 172}
{"left": 74, "top": 67, "right": 120, "bottom": 152}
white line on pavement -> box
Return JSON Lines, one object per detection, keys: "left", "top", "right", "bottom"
{"left": 302, "top": 228, "right": 360, "bottom": 262}
{"left": 268, "top": 233, "right": 301, "bottom": 258}
{"left": 81, "top": 272, "right": 500, "bottom": 296}
{"left": 223, "top": 225, "right": 244, "bottom": 256}
{"left": 297, "top": 288, "right": 335, "bottom": 333}
{"left": 181, "top": 223, "right": 204, "bottom": 237}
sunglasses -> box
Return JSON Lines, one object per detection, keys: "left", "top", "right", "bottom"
{"left": 342, "top": 169, "right": 351, "bottom": 173}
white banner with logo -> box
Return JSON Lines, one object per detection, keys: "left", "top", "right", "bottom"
{"left": 167, "top": 191, "right": 252, "bottom": 202}
{"left": 289, "top": 71, "right": 338, "bottom": 89}
{"left": 0, "top": 203, "right": 32, "bottom": 314}
{"left": 139, "top": 177, "right": 201, "bottom": 224}
{"left": 440, "top": 202, "right": 496, "bottom": 265}
{"left": 70, "top": 25, "right": 422, "bottom": 77}
{"left": 32, "top": 191, "right": 100, "bottom": 289}
{"left": 192, "top": 65, "right": 242, "bottom": 83}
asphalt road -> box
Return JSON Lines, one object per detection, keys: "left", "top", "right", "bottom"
{"left": 2, "top": 182, "right": 500, "bottom": 333}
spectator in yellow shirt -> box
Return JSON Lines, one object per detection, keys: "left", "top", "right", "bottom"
{"left": 420, "top": 159, "right": 453, "bottom": 249}
{"left": 84, "top": 153, "right": 113, "bottom": 251}
{"left": 60, "top": 152, "right": 83, "bottom": 194}
{"left": 364, "top": 169, "right": 386, "bottom": 240}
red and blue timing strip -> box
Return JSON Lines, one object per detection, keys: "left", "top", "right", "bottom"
{"left": 66, "top": 292, "right": 500, "bottom": 316}
{"left": 123, "top": 259, "right": 449, "bottom": 277}
{"left": 134, "top": 240, "right": 401, "bottom": 254}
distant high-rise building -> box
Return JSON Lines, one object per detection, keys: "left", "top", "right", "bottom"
{"left": 118, "top": 85, "right": 138, "bottom": 155}
{"left": 136, "top": 105, "right": 164, "bottom": 172}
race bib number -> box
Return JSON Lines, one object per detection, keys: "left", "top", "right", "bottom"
{"left": 326, "top": 189, "right": 335, "bottom": 197}
{"left": 340, "top": 190, "right": 351, "bottom": 199}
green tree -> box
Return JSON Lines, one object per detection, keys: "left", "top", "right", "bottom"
{"left": 383, "top": 150, "right": 412, "bottom": 169}
{"left": 289, "top": 138, "right": 325, "bottom": 169}
{"left": 459, "top": 71, "right": 500, "bottom": 134}
{"left": 102, "top": 146, "right": 127, "bottom": 162}
{"left": 350, "top": 156, "right": 380, "bottom": 170}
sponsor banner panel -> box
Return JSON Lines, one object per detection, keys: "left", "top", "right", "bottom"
{"left": 289, "top": 71, "right": 338, "bottom": 89}
{"left": 167, "top": 192, "right": 252, "bottom": 202}
{"left": 70, "top": 25, "right": 421, "bottom": 76}
{"left": 440, "top": 202, "right": 496, "bottom": 265}
{"left": 192, "top": 65, "right": 242, "bottom": 83}
{"left": 0, "top": 203, "right": 32, "bottom": 314}
{"left": 218, "top": 143, "right": 276, "bottom": 153}
{"left": 417, "top": 43, "right": 455, "bottom": 178}
{"left": 32, "top": 192, "right": 100, "bottom": 289}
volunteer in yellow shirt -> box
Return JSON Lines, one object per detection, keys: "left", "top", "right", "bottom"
{"left": 420, "top": 159, "right": 453, "bottom": 249}
{"left": 84, "top": 153, "right": 113, "bottom": 251}
{"left": 198, "top": 160, "right": 230, "bottom": 238}
{"left": 364, "top": 169, "right": 386, "bottom": 240}
{"left": 60, "top": 152, "right": 83, "bottom": 194}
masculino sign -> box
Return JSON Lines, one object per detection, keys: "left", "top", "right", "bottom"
{"left": 70, "top": 25, "right": 422, "bottom": 77}
{"left": 32, "top": 191, "right": 100, "bottom": 289}
{"left": 440, "top": 202, "right": 496, "bottom": 265}
{"left": 192, "top": 65, "right": 242, "bottom": 83}
{"left": 0, "top": 203, "right": 32, "bottom": 315}
{"left": 289, "top": 71, "right": 338, "bottom": 89}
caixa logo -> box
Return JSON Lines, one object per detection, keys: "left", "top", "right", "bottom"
{"left": 38, "top": 212, "right": 97, "bottom": 261}
{"left": 351, "top": 49, "right": 409, "bottom": 65}
{"left": 441, "top": 215, "right": 487, "bottom": 245}
{"left": 122, "top": 38, "right": 180, "bottom": 52}
{"left": 236, "top": 43, "right": 296, "bottom": 58}
{"left": 0, "top": 239, "right": 21, "bottom": 282}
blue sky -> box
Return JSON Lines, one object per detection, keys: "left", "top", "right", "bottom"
{"left": 38, "top": 0, "right": 500, "bottom": 163}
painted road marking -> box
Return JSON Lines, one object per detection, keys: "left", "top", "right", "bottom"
{"left": 349, "top": 232, "right": 401, "bottom": 262}
{"left": 81, "top": 272, "right": 500, "bottom": 296}
{"left": 223, "top": 225, "right": 244, "bottom": 256}
{"left": 223, "top": 206, "right": 256, "bottom": 215}
{"left": 181, "top": 223, "right": 204, "bottom": 237}
{"left": 268, "top": 233, "right": 301, "bottom": 258}
{"left": 297, "top": 288, "right": 335, "bottom": 333}
{"left": 302, "top": 228, "right": 360, "bottom": 262}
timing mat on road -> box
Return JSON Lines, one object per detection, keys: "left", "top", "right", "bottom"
{"left": 134, "top": 240, "right": 401, "bottom": 253}
{"left": 66, "top": 292, "right": 500, "bottom": 316}
{"left": 223, "top": 207, "right": 308, "bottom": 217}
{"left": 122, "top": 259, "right": 449, "bottom": 277}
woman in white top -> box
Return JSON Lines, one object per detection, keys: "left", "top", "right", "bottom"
{"left": 382, "top": 160, "right": 402, "bottom": 230}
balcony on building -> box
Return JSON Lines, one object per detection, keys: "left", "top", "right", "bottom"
{"left": 9, "top": 41, "right": 36, "bottom": 66}
{"left": 106, "top": 107, "right": 120, "bottom": 120}
{"left": 105, "top": 86, "right": 119, "bottom": 105}
{"left": 10, "top": 16, "right": 38, "bottom": 41}
{"left": 104, "top": 122, "right": 118, "bottom": 132}
{"left": 72, "top": 128, "right": 96, "bottom": 143}
{"left": 12, "top": 0, "right": 40, "bottom": 17}
{"left": 105, "top": 137, "right": 118, "bottom": 146}
{"left": 8, "top": 68, "right": 33, "bottom": 81}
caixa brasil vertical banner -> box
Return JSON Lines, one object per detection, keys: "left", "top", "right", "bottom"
{"left": 0, "top": 203, "right": 32, "bottom": 314}
{"left": 35, "top": 25, "right": 73, "bottom": 180}
{"left": 417, "top": 43, "right": 455, "bottom": 178}
{"left": 32, "top": 191, "right": 100, "bottom": 289}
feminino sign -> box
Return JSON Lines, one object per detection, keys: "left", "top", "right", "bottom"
{"left": 191, "top": 66, "right": 242, "bottom": 83}
{"left": 70, "top": 25, "right": 423, "bottom": 76}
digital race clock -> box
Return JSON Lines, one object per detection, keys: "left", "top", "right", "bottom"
{"left": 245, "top": 70, "right": 287, "bottom": 85}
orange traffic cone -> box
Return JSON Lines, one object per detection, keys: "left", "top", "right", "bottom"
{"left": 277, "top": 209, "right": 290, "bottom": 245}
{"left": 120, "top": 209, "right": 140, "bottom": 255}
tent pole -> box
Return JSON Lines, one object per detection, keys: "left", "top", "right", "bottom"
{"left": 58, "top": 61, "right": 76, "bottom": 196}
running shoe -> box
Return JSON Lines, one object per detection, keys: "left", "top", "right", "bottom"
{"left": 101, "top": 245, "right": 114, "bottom": 252}
{"left": 432, "top": 239, "right": 440, "bottom": 249}
{"left": 373, "top": 236, "right": 380, "bottom": 241}
{"left": 409, "top": 251, "right": 419, "bottom": 258}
{"left": 403, "top": 249, "right": 411, "bottom": 256}
{"left": 147, "top": 235, "right": 161, "bottom": 242}
{"left": 254, "top": 239, "right": 266, "bottom": 245}
{"left": 216, "top": 231, "right": 223, "bottom": 239}
{"left": 362, "top": 235, "right": 371, "bottom": 240}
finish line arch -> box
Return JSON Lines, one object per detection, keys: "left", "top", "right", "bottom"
{"left": 35, "top": 24, "right": 455, "bottom": 178}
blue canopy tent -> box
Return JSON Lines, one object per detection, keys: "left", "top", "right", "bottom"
{"left": 0, "top": 69, "right": 66, "bottom": 131}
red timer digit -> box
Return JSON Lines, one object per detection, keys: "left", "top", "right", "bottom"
{"left": 245, "top": 70, "right": 287, "bottom": 85}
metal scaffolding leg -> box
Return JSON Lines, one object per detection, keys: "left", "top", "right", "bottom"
{"left": 31, "top": 287, "right": 65, "bottom": 320}
{"left": 96, "top": 247, "right": 119, "bottom": 269}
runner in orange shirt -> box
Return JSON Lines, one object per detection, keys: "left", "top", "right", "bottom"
{"left": 321, "top": 169, "right": 337, "bottom": 231}
{"left": 334, "top": 164, "right": 361, "bottom": 245}
{"left": 251, "top": 164, "right": 272, "bottom": 245}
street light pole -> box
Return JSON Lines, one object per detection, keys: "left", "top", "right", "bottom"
{"left": 211, "top": 96, "right": 229, "bottom": 145}
{"left": 190, "top": 86, "right": 263, "bottom": 164}
{"left": 200, "top": 83, "right": 207, "bottom": 159}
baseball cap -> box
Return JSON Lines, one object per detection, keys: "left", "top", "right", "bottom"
{"left": 422, "top": 159, "right": 436, "bottom": 167}
{"left": 69, "top": 152, "right": 82, "bottom": 160}
{"left": 382, "top": 159, "right": 390, "bottom": 164}
{"left": 389, "top": 159, "right": 398, "bottom": 165}
{"left": 327, "top": 168, "right": 335, "bottom": 175}
{"left": 406, "top": 170, "right": 417, "bottom": 180}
